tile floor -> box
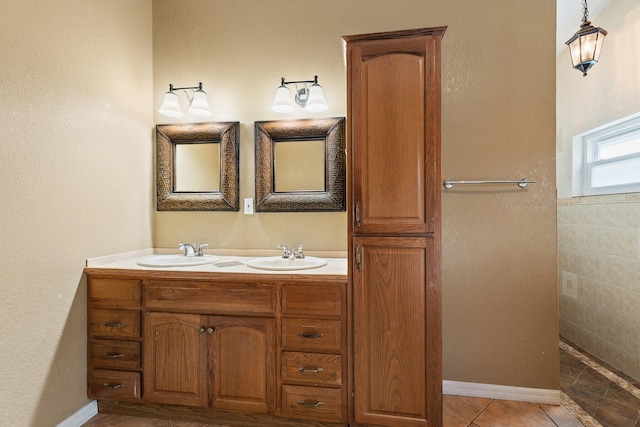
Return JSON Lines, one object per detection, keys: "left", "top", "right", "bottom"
{"left": 83, "top": 340, "right": 640, "bottom": 427}
{"left": 560, "top": 339, "right": 640, "bottom": 426}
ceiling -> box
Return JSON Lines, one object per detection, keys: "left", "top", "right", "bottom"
{"left": 557, "top": 0, "right": 611, "bottom": 55}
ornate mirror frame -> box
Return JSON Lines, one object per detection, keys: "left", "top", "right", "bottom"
{"left": 156, "top": 122, "right": 239, "bottom": 211}
{"left": 254, "top": 117, "right": 346, "bottom": 212}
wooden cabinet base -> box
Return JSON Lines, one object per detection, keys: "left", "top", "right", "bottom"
{"left": 96, "top": 401, "right": 347, "bottom": 427}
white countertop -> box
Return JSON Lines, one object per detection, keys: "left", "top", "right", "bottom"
{"left": 86, "top": 248, "right": 348, "bottom": 276}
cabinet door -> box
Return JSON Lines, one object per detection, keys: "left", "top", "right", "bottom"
{"left": 144, "top": 312, "right": 208, "bottom": 406}
{"left": 348, "top": 32, "right": 442, "bottom": 236}
{"left": 353, "top": 237, "right": 440, "bottom": 427}
{"left": 208, "top": 316, "right": 275, "bottom": 413}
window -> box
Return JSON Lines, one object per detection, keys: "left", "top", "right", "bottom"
{"left": 572, "top": 112, "right": 640, "bottom": 196}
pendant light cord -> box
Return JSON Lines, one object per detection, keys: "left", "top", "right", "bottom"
{"left": 582, "top": 0, "right": 590, "bottom": 23}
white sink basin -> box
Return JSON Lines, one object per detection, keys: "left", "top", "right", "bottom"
{"left": 137, "top": 254, "right": 220, "bottom": 268}
{"left": 246, "top": 256, "right": 328, "bottom": 271}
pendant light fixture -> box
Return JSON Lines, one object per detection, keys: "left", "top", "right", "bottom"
{"left": 565, "top": 0, "right": 608, "bottom": 76}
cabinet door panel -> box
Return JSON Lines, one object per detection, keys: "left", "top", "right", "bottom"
{"left": 349, "top": 34, "right": 441, "bottom": 236}
{"left": 353, "top": 237, "right": 432, "bottom": 427}
{"left": 208, "top": 316, "right": 275, "bottom": 413}
{"left": 144, "top": 312, "right": 207, "bottom": 406}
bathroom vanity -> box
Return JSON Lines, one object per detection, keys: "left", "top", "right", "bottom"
{"left": 86, "top": 257, "right": 347, "bottom": 426}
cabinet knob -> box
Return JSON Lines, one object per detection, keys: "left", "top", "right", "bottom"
{"left": 198, "top": 327, "right": 206, "bottom": 334}
{"left": 206, "top": 327, "right": 214, "bottom": 334}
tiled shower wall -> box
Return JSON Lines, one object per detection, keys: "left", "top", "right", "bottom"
{"left": 558, "top": 195, "right": 640, "bottom": 380}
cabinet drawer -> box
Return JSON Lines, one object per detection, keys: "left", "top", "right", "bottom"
{"left": 90, "top": 339, "right": 141, "bottom": 370}
{"left": 281, "top": 284, "right": 343, "bottom": 318}
{"left": 282, "top": 318, "right": 342, "bottom": 352}
{"left": 282, "top": 352, "right": 342, "bottom": 387}
{"left": 281, "top": 385, "right": 343, "bottom": 422}
{"left": 90, "top": 309, "right": 140, "bottom": 339}
{"left": 89, "top": 278, "right": 141, "bottom": 309}
{"left": 89, "top": 369, "right": 141, "bottom": 401}
{"left": 145, "top": 281, "right": 276, "bottom": 315}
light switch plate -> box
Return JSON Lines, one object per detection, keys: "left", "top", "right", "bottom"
{"left": 244, "top": 198, "right": 254, "bottom": 215}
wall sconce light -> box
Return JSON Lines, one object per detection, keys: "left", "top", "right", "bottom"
{"left": 272, "top": 75, "right": 328, "bottom": 113}
{"left": 565, "top": 0, "right": 607, "bottom": 76}
{"left": 158, "top": 82, "right": 212, "bottom": 117}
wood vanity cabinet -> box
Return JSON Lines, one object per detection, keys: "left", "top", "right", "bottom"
{"left": 344, "top": 27, "right": 445, "bottom": 427}
{"left": 85, "top": 270, "right": 347, "bottom": 426}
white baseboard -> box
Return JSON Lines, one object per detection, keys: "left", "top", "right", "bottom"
{"left": 443, "top": 380, "right": 562, "bottom": 405}
{"left": 57, "top": 400, "right": 98, "bottom": 427}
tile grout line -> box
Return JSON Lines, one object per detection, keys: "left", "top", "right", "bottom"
{"left": 466, "top": 398, "right": 495, "bottom": 426}
{"left": 560, "top": 340, "right": 640, "bottom": 401}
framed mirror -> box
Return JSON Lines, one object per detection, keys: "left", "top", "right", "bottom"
{"left": 156, "top": 122, "right": 239, "bottom": 211}
{"left": 254, "top": 117, "right": 346, "bottom": 212}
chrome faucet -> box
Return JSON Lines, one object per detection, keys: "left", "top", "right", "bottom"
{"left": 277, "top": 244, "right": 294, "bottom": 259}
{"left": 179, "top": 243, "right": 208, "bottom": 257}
{"left": 277, "top": 244, "right": 305, "bottom": 259}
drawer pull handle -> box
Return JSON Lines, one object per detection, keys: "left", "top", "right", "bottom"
{"left": 103, "top": 322, "right": 123, "bottom": 328}
{"left": 298, "top": 400, "right": 324, "bottom": 408}
{"left": 103, "top": 383, "right": 123, "bottom": 389}
{"left": 298, "top": 366, "right": 324, "bottom": 374}
{"left": 298, "top": 332, "right": 324, "bottom": 339}
{"left": 103, "top": 352, "right": 125, "bottom": 359}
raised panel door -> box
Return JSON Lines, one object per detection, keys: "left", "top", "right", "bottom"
{"left": 347, "top": 31, "right": 442, "bottom": 236}
{"left": 353, "top": 236, "right": 440, "bottom": 427}
{"left": 208, "top": 316, "right": 275, "bottom": 413}
{"left": 144, "top": 312, "right": 208, "bottom": 406}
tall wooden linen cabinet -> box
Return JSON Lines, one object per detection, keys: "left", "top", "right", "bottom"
{"left": 343, "top": 27, "right": 445, "bottom": 427}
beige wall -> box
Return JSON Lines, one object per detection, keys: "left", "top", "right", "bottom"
{"left": 0, "top": 1, "right": 153, "bottom": 425}
{"left": 557, "top": 0, "right": 640, "bottom": 379}
{"left": 154, "top": 0, "right": 558, "bottom": 390}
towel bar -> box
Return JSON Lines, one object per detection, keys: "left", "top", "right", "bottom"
{"left": 443, "top": 178, "right": 535, "bottom": 189}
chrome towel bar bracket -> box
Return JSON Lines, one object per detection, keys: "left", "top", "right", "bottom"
{"left": 443, "top": 178, "right": 535, "bottom": 189}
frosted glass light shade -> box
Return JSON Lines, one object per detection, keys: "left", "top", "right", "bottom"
{"left": 566, "top": 21, "right": 607, "bottom": 76}
{"left": 305, "top": 83, "right": 328, "bottom": 112}
{"left": 272, "top": 84, "right": 295, "bottom": 113}
{"left": 158, "top": 91, "right": 183, "bottom": 117}
{"left": 188, "top": 89, "right": 212, "bottom": 117}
